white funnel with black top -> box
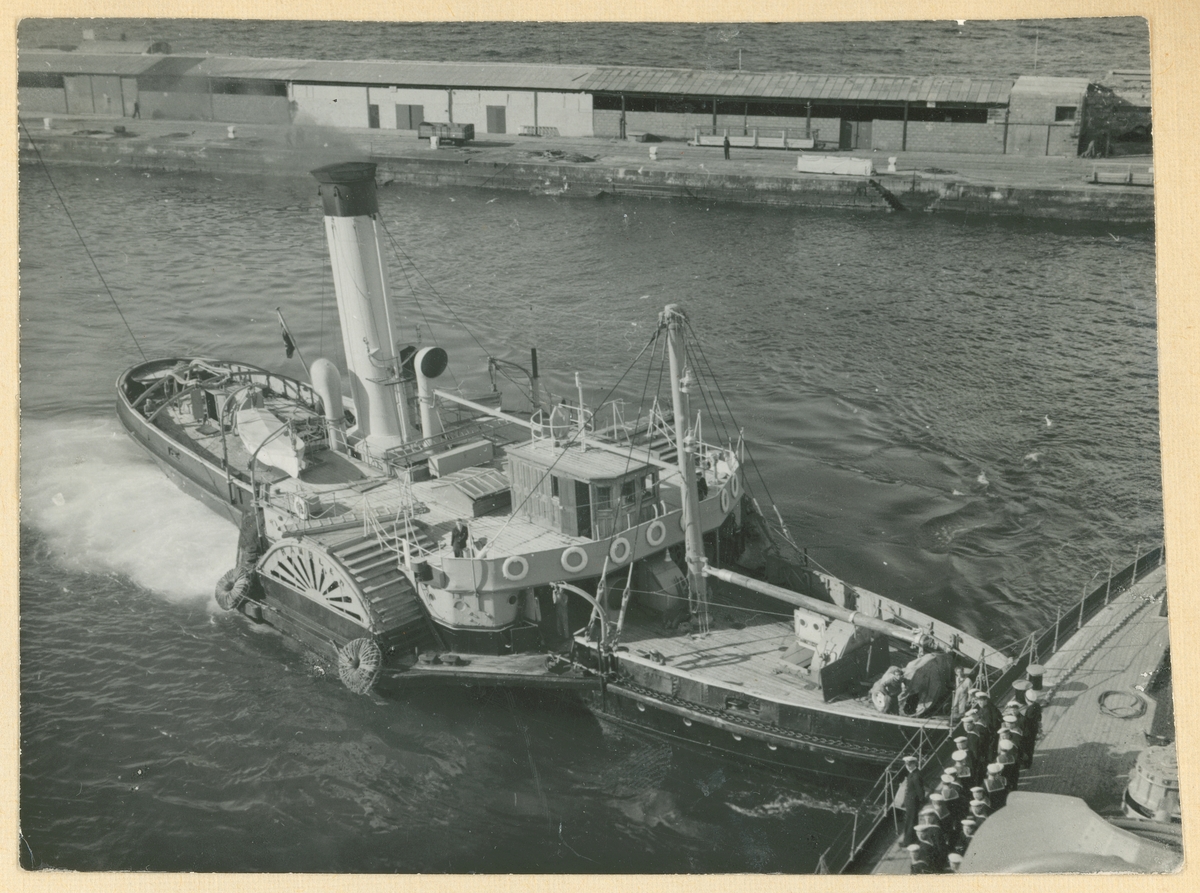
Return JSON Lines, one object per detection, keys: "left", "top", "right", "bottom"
{"left": 311, "top": 162, "right": 412, "bottom": 454}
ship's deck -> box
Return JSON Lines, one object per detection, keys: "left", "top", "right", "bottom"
{"left": 606, "top": 605, "right": 945, "bottom": 724}
{"left": 869, "top": 562, "right": 1170, "bottom": 875}
{"left": 1022, "top": 564, "right": 1169, "bottom": 810}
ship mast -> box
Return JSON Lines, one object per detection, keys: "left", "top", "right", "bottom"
{"left": 662, "top": 304, "right": 709, "bottom": 632}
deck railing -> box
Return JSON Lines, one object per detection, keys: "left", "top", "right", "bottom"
{"left": 817, "top": 543, "right": 1166, "bottom": 875}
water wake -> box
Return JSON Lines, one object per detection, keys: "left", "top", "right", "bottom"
{"left": 20, "top": 416, "right": 237, "bottom": 600}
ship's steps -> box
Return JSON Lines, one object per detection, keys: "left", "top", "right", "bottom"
{"left": 329, "top": 531, "right": 438, "bottom": 651}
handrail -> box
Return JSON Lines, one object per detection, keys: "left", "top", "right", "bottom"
{"left": 821, "top": 544, "right": 1166, "bottom": 875}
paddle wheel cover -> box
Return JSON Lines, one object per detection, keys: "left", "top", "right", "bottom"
{"left": 259, "top": 541, "right": 373, "bottom": 631}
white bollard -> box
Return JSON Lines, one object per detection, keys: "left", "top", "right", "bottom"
{"left": 43, "top": 117, "right": 52, "bottom": 130}
{"left": 227, "top": 125, "right": 237, "bottom": 139}
{"left": 649, "top": 146, "right": 658, "bottom": 161}
{"left": 430, "top": 135, "right": 439, "bottom": 150}
{"left": 888, "top": 156, "right": 897, "bottom": 173}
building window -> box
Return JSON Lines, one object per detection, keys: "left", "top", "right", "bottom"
{"left": 551, "top": 475, "right": 561, "bottom": 499}
{"left": 1055, "top": 106, "right": 1077, "bottom": 122}
{"left": 595, "top": 485, "right": 612, "bottom": 510}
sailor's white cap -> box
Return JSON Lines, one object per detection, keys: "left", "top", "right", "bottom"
{"left": 954, "top": 736, "right": 968, "bottom": 747}
{"left": 970, "top": 786, "right": 986, "bottom": 796}
{"left": 948, "top": 853, "right": 964, "bottom": 867}
{"left": 929, "top": 792, "right": 945, "bottom": 802}
{"left": 902, "top": 754, "right": 919, "bottom": 765}
{"left": 916, "top": 823, "right": 938, "bottom": 836}
{"left": 1002, "top": 712, "right": 1017, "bottom": 723}
{"left": 999, "top": 738, "right": 1015, "bottom": 751}
{"left": 1026, "top": 689, "right": 1040, "bottom": 702}
{"left": 963, "top": 817, "right": 978, "bottom": 829}
{"left": 987, "top": 762, "right": 1003, "bottom": 774}
{"left": 952, "top": 749, "right": 968, "bottom": 762}
{"left": 907, "top": 843, "right": 923, "bottom": 854}
{"left": 1012, "top": 678, "right": 1032, "bottom": 692}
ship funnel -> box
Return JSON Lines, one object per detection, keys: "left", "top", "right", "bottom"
{"left": 414, "top": 346, "right": 448, "bottom": 439}
{"left": 311, "top": 162, "right": 412, "bottom": 456}
{"left": 309, "top": 357, "right": 346, "bottom": 453}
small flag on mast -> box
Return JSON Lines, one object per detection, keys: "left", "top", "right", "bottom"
{"left": 276, "top": 308, "right": 307, "bottom": 371}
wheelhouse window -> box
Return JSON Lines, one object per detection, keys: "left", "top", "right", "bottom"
{"left": 621, "top": 479, "right": 637, "bottom": 505}
{"left": 1055, "top": 106, "right": 1078, "bottom": 121}
{"left": 550, "top": 475, "right": 560, "bottom": 498}
{"left": 595, "top": 485, "right": 612, "bottom": 510}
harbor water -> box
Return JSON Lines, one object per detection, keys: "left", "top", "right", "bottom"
{"left": 18, "top": 19, "right": 1158, "bottom": 873}
{"left": 19, "top": 162, "right": 1160, "bottom": 873}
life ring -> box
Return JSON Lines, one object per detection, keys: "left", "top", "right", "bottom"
{"left": 561, "top": 546, "right": 589, "bottom": 574}
{"left": 502, "top": 555, "right": 530, "bottom": 582}
{"left": 609, "top": 537, "right": 632, "bottom": 565}
{"left": 731, "top": 472, "right": 742, "bottom": 498}
{"left": 720, "top": 487, "right": 732, "bottom": 513}
{"left": 215, "top": 567, "right": 252, "bottom": 611}
{"left": 679, "top": 512, "right": 688, "bottom": 531}
{"left": 646, "top": 520, "right": 667, "bottom": 547}
{"left": 337, "top": 637, "right": 383, "bottom": 694}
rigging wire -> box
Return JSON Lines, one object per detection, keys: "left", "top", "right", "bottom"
{"left": 480, "top": 328, "right": 661, "bottom": 552}
{"left": 20, "top": 119, "right": 147, "bottom": 362}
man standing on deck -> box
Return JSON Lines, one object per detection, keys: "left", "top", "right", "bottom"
{"left": 1022, "top": 689, "right": 1043, "bottom": 767}
{"left": 899, "top": 754, "right": 925, "bottom": 846}
{"left": 723, "top": 134, "right": 731, "bottom": 160}
{"left": 451, "top": 518, "right": 470, "bottom": 558}
{"left": 951, "top": 666, "right": 973, "bottom": 725}
{"left": 553, "top": 584, "right": 572, "bottom": 647}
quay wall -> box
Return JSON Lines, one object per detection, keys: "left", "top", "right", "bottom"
{"left": 18, "top": 130, "right": 1154, "bottom": 224}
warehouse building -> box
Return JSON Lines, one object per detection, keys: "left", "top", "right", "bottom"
{"left": 17, "top": 49, "right": 1141, "bottom": 157}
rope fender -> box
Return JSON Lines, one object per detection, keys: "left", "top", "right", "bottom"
{"left": 338, "top": 637, "right": 383, "bottom": 694}
{"left": 215, "top": 566, "right": 254, "bottom": 611}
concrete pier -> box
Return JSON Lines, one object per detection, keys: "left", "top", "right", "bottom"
{"left": 19, "top": 113, "right": 1154, "bottom": 223}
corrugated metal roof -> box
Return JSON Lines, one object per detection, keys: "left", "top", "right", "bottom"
{"left": 1010, "top": 75, "right": 1090, "bottom": 100}
{"left": 578, "top": 67, "right": 1012, "bottom": 105}
{"left": 21, "top": 50, "right": 1016, "bottom": 106}
{"left": 190, "top": 55, "right": 310, "bottom": 80}
{"left": 291, "top": 59, "right": 596, "bottom": 91}
{"left": 19, "top": 50, "right": 163, "bottom": 76}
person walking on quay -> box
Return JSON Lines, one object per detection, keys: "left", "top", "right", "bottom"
{"left": 723, "top": 134, "right": 731, "bottom": 160}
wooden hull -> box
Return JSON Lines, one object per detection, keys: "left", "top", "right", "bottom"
{"left": 586, "top": 677, "right": 943, "bottom": 781}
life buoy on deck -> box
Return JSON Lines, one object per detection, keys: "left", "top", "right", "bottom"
{"left": 502, "top": 555, "right": 530, "bottom": 582}
{"left": 646, "top": 520, "right": 667, "bottom": 547}
{"left": 731, "top": 472, "right": 742, "bottom": 498}
{"left": 720, "top": 487, "right": 732, "bottom": 513}
{"left": 215, "top": 567, "right": 253, "bottom": 611}
{"left": 609, "top": 537, "right": 632, "bottom": 565}
{"left": 337, "top": 637, "right": 383, "bottom": 694}
{"left": 561, "top": 546, "right": 589, "bottom": 574}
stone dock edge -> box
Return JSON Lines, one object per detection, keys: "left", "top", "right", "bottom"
{"left": 19, "top": 120, "right": 1155, "bottom": 224}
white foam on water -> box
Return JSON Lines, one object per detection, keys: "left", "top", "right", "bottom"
{"left": 20, "top": 416, "right": 238, "bottom": 601}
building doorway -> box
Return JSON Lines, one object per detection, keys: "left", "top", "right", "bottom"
{"left": 486, "top": 105, "right": 507, "bottom": 134}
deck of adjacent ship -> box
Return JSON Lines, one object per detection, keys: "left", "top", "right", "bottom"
{"left": 869, "top": 561, "right": 1170, "bottom": 874}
